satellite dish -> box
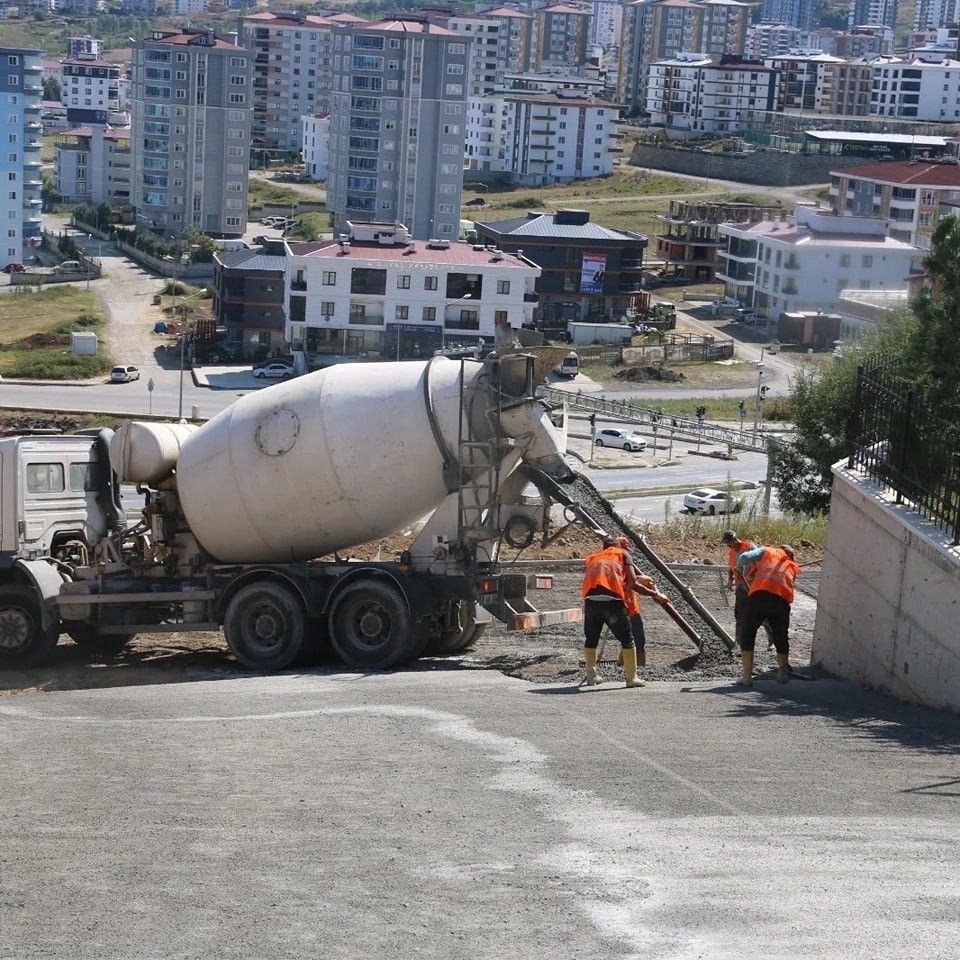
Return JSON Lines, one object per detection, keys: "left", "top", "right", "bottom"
{"left": 322, "top": 316, "right": 331, "bottom": 324}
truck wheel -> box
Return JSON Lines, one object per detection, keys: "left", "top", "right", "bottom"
{"left": 0, "top": 586, "right": 59, "bottom": 669}
{"left": 329, "top": 580, "right": 423, "bottom": 669}
{"left": 224, "top": 582, "right": 306, "bottom": 671}
{"left": 66, "top": 625, "right": 135, "bottom": 658}
{"left": 428, "top": 601, "right": 482, "bottom": 655}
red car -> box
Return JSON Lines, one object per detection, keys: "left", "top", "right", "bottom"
{"left": 2, "top": 263, "right": 25, "bottom": 273}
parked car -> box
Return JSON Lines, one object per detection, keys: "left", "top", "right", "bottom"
{"left": 110, "top": 364, "right": 140, "bottom": 383}
{"left": 2, "top": 262, "right": 25, "bottom": 273}
{"left": 734, "top": 308, "right": 758, "bottom": 323}
{"left": 594, "top": 428, "right": 647, "bottom": 452}
{"left": 253, "top": 361, "right": 295, "bottom": 380}
{"left": 464, "top": 197, "right": 487, "bottom": 206}
{"left": 682, "top": 488, "right": 744, "bottom": 516}
{"left": 55, "top": 260, "right": 83, "bottom": 274}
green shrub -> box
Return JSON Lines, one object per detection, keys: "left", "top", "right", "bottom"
{"left": 5, "top": 349, "right": 112, "bottom": 380}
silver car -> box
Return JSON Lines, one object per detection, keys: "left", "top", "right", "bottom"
{"left": 682, "top": 488, "right": 744, "bottom": 515}
{"left": 110, "top": 364, "right": 140, "bottom": 383}
{"left": 253, "top": 361, "right": 295, "bottom": 380}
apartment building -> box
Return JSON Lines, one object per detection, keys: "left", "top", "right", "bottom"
{"left": 759, "top": 0, "right": 818, "bottom": 29}
{"left": 326, "top": 18, "right": 469, "bottom": 241}
{"left": 445, "top": 7, "right": 532, "bottom": 96}
{"left": 0, "top": 45, "right": 44, "bottom": 268}
{"left": 67, "top": 36, "right": 104, "bottom": 59}
{"left": 465, "top": 88, "right": 618, "bottom": 183}
{"left": 849, "top": 0, "right": 899, "bottom": 30}
{"left": 61, "top": 54, "right": 121, "bottom": 125}
{"left": 301, "top": 113, "right": 329, "bottom": 180}
{"left": 716, "top": 205, "right": 922, "bottom": 316}
{"left": 239, "top": 11, "right": 339, "bottom": 155}
{"left": 646, "top": 54, "right": 778, "bottom": 133}
{"left": 620, "top": 0, "right": 750, "bottom": 116}
{"left": 130, "top": 29, "right": 252, "bottom": 237}
{"left": 764, "top": 51, "right": 844, "bottom": 112}
{"left": 829, "top": 58, "right": 877, "bottom": 115}
{"left": 591, "top": 0, "right": 623, "bottom": 49}
{"left": 830, "top": 159, "right": 960, "bottom": 248}
{"left": 474, "top": 209, "right": 648, "bottom": 327}
{"left": 55, "top": 125, "right": 131, "bottom": 204}
{"left": 531, "top": 3, "right": 591, "bottom": 75}
{"left": 870, "top": 57, "right": 960, "bottom": 121}
{"left": 284, "top": 221, "right": 539, "bottom": 361}
{"left": 745, "top": 23, "right": 805, "bottom": 58}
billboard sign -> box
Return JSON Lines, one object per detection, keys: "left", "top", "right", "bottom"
{"left": 580, "top": 252, "right": 607, "bottom": 294}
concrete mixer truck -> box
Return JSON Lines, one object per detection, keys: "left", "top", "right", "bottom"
{"left": 0, "top": 353, "right": 582, "bottom": 672}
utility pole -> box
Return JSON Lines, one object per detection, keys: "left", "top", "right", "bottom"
{"left": 752, "top": 361, "right": 764, "bottom": 432}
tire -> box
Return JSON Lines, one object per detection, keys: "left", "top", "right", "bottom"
{"left": 329, "top": 579, "right": 423, "bottom": 669}
{"left": 595, "top": 439, "right": 604, "bottom": 447}
{"left": 0, "top": 586, "right": 59, "bottom": 669}
{"left": 224, "top": 581, "right": 306, "bottom": 671}
{"left": 427, "top": 601, "right": 482, "bottom": 655}
{"left": 708, "top": 506, "right": 716, "bottom": 516}
{"left": 67, "top": 624, "right": 135, "bottom": 658}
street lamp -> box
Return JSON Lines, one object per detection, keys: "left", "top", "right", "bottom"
{"left": 441, "top": 293, "right": 472, "bottom": 354}
{"left": 752, "top": 361, "right": 764, "bottom": 432}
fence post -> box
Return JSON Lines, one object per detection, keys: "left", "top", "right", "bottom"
{"left": 895, "top": 392, "right": 913, "bottom": 505}
{"left": 847, "top": 365, "right": 865, "bottom": 469}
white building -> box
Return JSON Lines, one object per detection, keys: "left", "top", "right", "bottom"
{"left": 465, "top": 88, "right": 618, "bottom": 183}
{"left": 301, "top": 113, "right": 329, "bottom": 181}
{"left": 646, "top": 54, "right": 778, "bottom": 133}
{"left": 870, "top": 57, "right": 960, "bottom": 121}
{"left": 763, "top": 51, "right": 846, "bottom": 112}
{"left": 745, "top": 23, "right": 805, "bottom": 58}
{"left": 591, "top": 0, "right": 622, "bottom": 49}
{"left": 60, "top": 54, "right": 122, "bottom": 125}
{"left": 54, "top": 125, "right": 131, "bottom": 204}
{"left": 284, "top": 221, "right": 540, "bottom": 361}
{"left": 830, "top": 159, "right": 960, "bottom": 248}
{"left": 716, "top": 205, "right": 923, "bottom": 317}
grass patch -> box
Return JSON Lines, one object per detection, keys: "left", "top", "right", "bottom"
{"left": 649, "top": 505, "right": 828, "bottom": 549}
{"left": 0, "top": 287, "right": 113, "bottom": 380}
{"left": 248, "top": 179, "right": 311, "bottom": 208}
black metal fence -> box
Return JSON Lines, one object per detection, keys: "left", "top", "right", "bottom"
{"left": 576, "top": 336, "right": 734, "bottom": 366}
{"left": 848, "top": 364, "right": 960, "bottom": 545}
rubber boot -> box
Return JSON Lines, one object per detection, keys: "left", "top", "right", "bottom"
{"left": 584, "top": 647, "right": 604, "bottom": 686}
{"left": 740, "top": 650, "right": 754, "bottom": 687}
{"left": 776, "top": 653, "right": 790, "bottom": 684}
{"left": 637, "top": 648, "right": 646, "bottom": 667}
{"left": 622, "top": 647, "right": 646, "bottom": 688}
{"left": 617, "top": 650, "right": 624, "bottom": 667}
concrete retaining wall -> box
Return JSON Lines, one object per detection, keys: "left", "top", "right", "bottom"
{"left": 628, "top": 144, "right": 868, "bottom": 187}
{"left": 812, "top": 461, "right": 960, "bottom": 712}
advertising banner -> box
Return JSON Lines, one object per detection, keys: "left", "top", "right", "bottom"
{"left": 580, "top": 252, "right": 607, "bottom": 294}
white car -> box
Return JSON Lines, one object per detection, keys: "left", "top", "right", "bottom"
{"left": 594, "top": 428, "right": 647, "bottom": 452}
{"left": 683, "top": 488, "right": 744, "bottom": 516}
{"left": 253, "top": 361, "right": 295, "bottom": 380}
{"left": 110, "top": 364, "right": 140, "bottom": 383}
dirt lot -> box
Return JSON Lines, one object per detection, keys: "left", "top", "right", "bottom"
{"left": 0, "top": 521, "right": 820, "bottom": 698}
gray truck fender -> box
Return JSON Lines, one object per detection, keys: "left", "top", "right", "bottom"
{"left": 13, "top": 559, "right": 66, "bottom": 630}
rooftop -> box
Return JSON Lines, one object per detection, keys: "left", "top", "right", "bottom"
{"left": 832, "top": 159, "right": 960, "bottom": 186}
{"left": 477, "top": 211, "right": 647, "bottom": 243}
{"left": 286, "top": 238, "right": 533, "bottom": 268}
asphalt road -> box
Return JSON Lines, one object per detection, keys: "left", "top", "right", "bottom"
{"left": 1, "top": 671, "right": 957, "bottom": 960}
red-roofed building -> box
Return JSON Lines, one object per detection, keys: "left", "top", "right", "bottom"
{"left": 55, "top": 125, "right": 130, "bottom": 204}
{"left": 283, "top": 221, "right": 540, "bottom": 362}
{"left": 61, "top": 54, "right": 121, "bottom": 126}
{"left": 830, "top": 159, "right": 960, "bottom": 248}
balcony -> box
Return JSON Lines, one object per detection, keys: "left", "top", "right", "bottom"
{"left": 291, "top": 280, "right": 307, "bottom": 292}
{"left": 523, "top": 292, "right": 539, "bottom": 302}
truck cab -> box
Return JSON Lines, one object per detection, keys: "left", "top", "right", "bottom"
{"left": 0, "top": 434, "right": 109, "bottom": 566}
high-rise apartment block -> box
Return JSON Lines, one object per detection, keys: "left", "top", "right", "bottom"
{"left": 759, "top": 0, "right": 818, "bottom": 30}
{"left": 0, "top": 46, "right": 43, "bottom": 268}
{"left": 620, "top": 0, "right": 750, "bottom": 116}
{"left": 239, "top": 12, "right": 338, "bottom": 155}
{"left": 445, "top": 7, "right": 533, "bottom": 95}
{"left": 326, "top": 18, "right": 469, "bottom": 241}
{"left": 531, "top": 3, "right": 591, "bottom": 74}
{"left": 130, "top": 29, "right": 252, "bottom": 238}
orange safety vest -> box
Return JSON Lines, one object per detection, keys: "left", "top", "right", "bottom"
{"left": 582, "top": 546, "right": 629, "bottom": 602}
{"left": 728, "top": 540, "right": 756, "bottom": 589}
{"left": 747, "top": 547, "right": 799, "bottom": 604}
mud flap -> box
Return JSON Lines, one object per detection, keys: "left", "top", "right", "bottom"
{"left": 13, "top": 559, "right": 65, "bottom": 631}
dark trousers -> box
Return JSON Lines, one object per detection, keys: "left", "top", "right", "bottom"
{"left": 741, "top": 591, "right": 790, "bottom": 655}
{"left": 629, "top": 614, "right": 646, "bottom": 652}
{"left": 736, "top": 587, "right": 773, "bottom": 649}
{"left": 584, "top": 599, "right": 633, "bottom": 649}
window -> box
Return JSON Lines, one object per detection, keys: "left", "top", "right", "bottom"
{"left": 397, "top": 275, "right": 411, "bottom": 289}
{"left": 321, "top": 302, "right": 335, "bottom": 315}
{"left": 26, "top": 463, "right": 65, "bottom": 495}
{"left": 497, "top": 280, "right": 510, "bottom": 294}
{"left": 495, "top": 310, "right": 508, "bottom": 325}
{"left": 861, "top": 255, "right": 873, "bottom": 268}
{"left": 424, "top": 276, "right": 438, "bottom": 290}
{"left": 350, "top": 267, "right": 386, "bottom": 295}
{"left": 322, "top": 271, "right": 337, "bottom": 285}
{"left": 395, "top": 305, "right": 409, "bottom": 320}
{"left": 422, "top": 306, "right": 436, "bottom": 321}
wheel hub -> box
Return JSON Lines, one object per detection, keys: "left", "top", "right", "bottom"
{"left": 253, "top": 612, "right": 281, "bottom": 644}
{"left": 0, "top": 610, "right": 29, "bottom": 651}
{"left": 357, "top": 609, "right": 385, "bottom": 639}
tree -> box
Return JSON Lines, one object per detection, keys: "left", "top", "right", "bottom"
{"left": 43, "top": 77, "right": 60, "bottom": 102}
{"left": 770, "top": 311, "right": 917, "bottom": 514}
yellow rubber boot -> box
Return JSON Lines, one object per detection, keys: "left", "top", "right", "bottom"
{"left": 622, "top": 647, "right": 646, "bottom": 688}
{"left": 740, "top": 650, "right": 754, "bottom": 687}
{"left": 776, "top": 653, "right": 790, "bottom": 684}
{"left": 584, "top": 647, "right": 604, "bottom": 686}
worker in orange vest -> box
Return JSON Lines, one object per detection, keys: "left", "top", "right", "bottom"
{"left": 582, "top": 536, "right": 644, "bottom": 688}
{"left": 735, "top": 543, "right": 801, "bottom": 686}
{"left": 721, "top": 530, "right": 756, "bottom": 648}
{"left": 616, "top": 536, "right": 667, "bottom": 669}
